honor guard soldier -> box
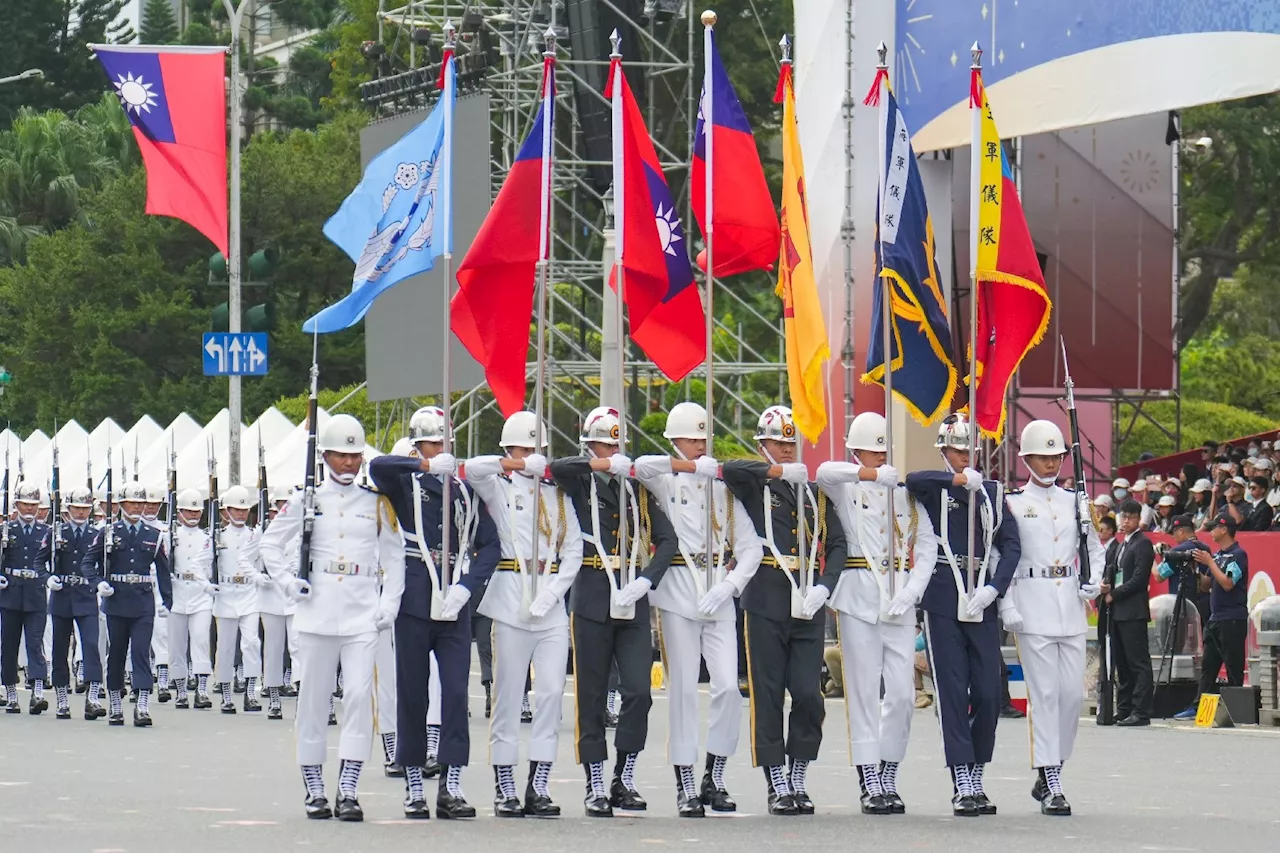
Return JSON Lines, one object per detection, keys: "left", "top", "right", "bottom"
{"left": 1, "top": 482, "right": 52, "bottom": 714}
{"left": 549, "top": 406, "right": 678, "bottom": 818}
{"left": 81, "top": 482, "right": 173, "bottom": 726}
{"left": 1001, "top": 420, "right": 1104, "bottom": 816}
{"left": 212, "top": 485, "right": 269, "bottom": 713}
{"left": 817, "top": 413, "right": 938, "bottom": 815}
{"left": 722, "top": 406, "right": 848, "bottom": 816}
{"left": 141, "top": 485, "right": 173, "bottom": 702}
{"left": 634, "top": 403, "right": 763, "bottom": 817}
{"left": 167, "top": 488, "right": 216, "bottom": 710}
{"left": 259, "top": 486, "right": 300, "bottom": 719}
{"left": 370, "top": 406, "right": 501, "bottom": 820}
{"left": 904, "top": 414, "right": 1020, "bottom": 816}
{"left": 260, "top": 414, "right": 406, "bottom": 822}
{"left": 463, "top": 410, "right": 584, "bottom": 819}
{"left": 47, "top": 486, "right": 107, "bottom": 719}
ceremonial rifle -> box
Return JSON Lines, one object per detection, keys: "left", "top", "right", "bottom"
{"left": 208, "top": 438, "right": 220, "bottom": 580}
{"left": 51, "top": 437, "right": 62, "bottom": 578}
{"left": 1, "top": 442, "right": 9, "bottom": 565}
{"left": 257, "top": 436, "right": 270, "bottom": 533}
{"left": 297, "top": 345, "right": 319, "bottom": 588}
{"left": 167, "top": 436, "right": 177, "bottom": 570}
{"left": 104, "top": 447, "right": 114, "bottom": 559}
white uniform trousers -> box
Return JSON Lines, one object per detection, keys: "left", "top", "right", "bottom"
{"left": 260, "top": 613, "right": 299, "bottom": 688}
{"left": 490, "top": 620, "right": 568, "bottom": 767}
{"left": 296, "top": 631, "right": 377, "bottom": 766}
{"left": 426, "top": 651, "right": 441, "bottom": 727}
{"left": 374, "top": 626, "right": 396, "bottom": 734}
{"left": 214, "top": 614, "right": 262, "bottom": 683}
{"left": 1016, "top": 632, "right": 1086, "bottom": 768}
{"left": 658, "top": 609, "right": 741, "bottom": 767}
{"left": 43, "top": 615, "right": 54, "bottom": 673}
{"left": 151, "top": 607, "right": 170, "bottom": 667}
{"left": 168, "top": 610, "right": 213, "bottom": 680}
{"left": 837, "top": 614, "right": 916, "bottom": 766}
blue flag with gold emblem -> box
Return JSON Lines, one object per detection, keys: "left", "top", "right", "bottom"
{"left": 862, "top": 80, "right": 958, "bottom": 425}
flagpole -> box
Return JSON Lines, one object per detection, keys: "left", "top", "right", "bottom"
{"left": 874, "top": 42, "right": 898, "bottom": 597}
{"left": 701, "top": 10, "right": 716, "bottom": 591}
{"left": 439, "top": 22, "right": 457, "bottom": 606}
{"left": 222, "top": 0, "right": 248, "bottom": 486}
{"left": 609, "top": 31, "right": 632, "bottom": 618}
{"left": 965, "top": 43, "right": 984, "bottom": 599}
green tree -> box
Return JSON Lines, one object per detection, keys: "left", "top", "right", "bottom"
{"left": 1117, "top": 400, "right": 1274, "bottom": 465}
{"left": 140, "top": 0, "right": 180, "bottom": 44}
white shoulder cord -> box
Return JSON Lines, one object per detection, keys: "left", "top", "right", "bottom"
{"left": 762, "top": 482, "right": 820, "bottom": 593}
{"left": 674, "top": 475, "right": 728, "bottom": 600}
{"left": 939, "top": 482, "right": 997, "bottom": 591}
{"left": 587, "top": 475, "right": 642, "bottom": 574}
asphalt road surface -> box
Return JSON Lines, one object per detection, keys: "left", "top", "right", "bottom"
{"left": 1, "top": 673, "right": 1277, "bottom": 852}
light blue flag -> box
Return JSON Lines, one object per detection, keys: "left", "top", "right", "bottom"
{"left": 304, "top": 61, "right": 455, "bottom": 333}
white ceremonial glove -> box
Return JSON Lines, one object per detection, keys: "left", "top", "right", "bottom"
{"left": 47, "top": 576, "right": 63, "bottom": 592}
{"left": 961, "top": 467, "right": 984, "bottom": 493}
{"left": 96, "top": 581, "right": 114, "bottom": 597}
{"left": 374, "top": 608, "right": 396, "bottom": 631}
{"left": 999, "top": 602, "right": 1024, "bottom": 633}
{"left": 286, "top": 578, "right": 311, "bottom": 601}
{"left": 693, "top": 456, "right": 720, "bottom": 479}
{"left": 615, "top": 577, "right": 653, "bottom": 607}
{"left": 887, "top": 586, "right": 922, "bottom": 618}
{"left": 439, "top": 584, "right": 472, "bottom": 620}
{"left": 428, "top": 453, "right": 458, "bottom": 477}
{"left": 529, "top": 588, "right": 560, "bottom": 619}
{"left": 966, "top": 584, "right": 1000, "bottom": 617}
{"left": 875, "top": 465, "right": 899, "bottom": 488}
{"left": 0, "top": 576, "right": 7, "bottom": 590}
{"left": 1078, "top": 582, "right": 1101, "bottom": 602}
{"left": 204, "top": 581, "right": 219, "bottom": 595}
{"left": 779, "top": 463, "right": 809, "bottom": 485}
{"left": 254, "top": 572, "right": 273, "bottom": 587}
{"left": 801, "top": 585, "right": 830, "bottom": 618}
{"left": 608, "top": 455, "right": 633, "bottom": 479}
{"left": 698, "top": 579, "right": 737, "bottom": 615}
{"left": 522, "top": 453, "right": 548, "bottom": 480}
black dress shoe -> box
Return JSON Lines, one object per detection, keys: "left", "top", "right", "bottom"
{"left": 952, "top": 794, "right": 980, "bottom": 817}
{"left": 972, "top": 792, "right": 997, "bottom": 815}
{"left": 332, "top": 685, "right": 343, "bottom": 699}
{"left": 75, "top": 678, "right": 87, "bottom": 694}
{"left": 108, "top": 711, "right": 125, "bottom": 726}
{"left": 260, "top": 684, "right": 270, "bottom": 698}
{"left": 700, "top": 773, "right": 736, "bottom": 812}
{"left": 1040, "top": 793, "right": 1072, "bottom": 816}
{"left": 243, "top": 695, "right": 261, "bottom": 713}
{"left": 494, "top": 795, "right": 524, "bottom": 818}
{"left": 193, "top": 694, "right": 212, "bottom": 710}
{"left": 335, "top": 796, "right": 363, "bottom": 822}
{"left": 423, "top": 755, "right": 442, "bottom": 779}
{"left": 1031, "top": 773, "right": 1048, "bottom": 803}
{"left": 4, "top": 699, "right": 19, "bottom": 714}
{"left": 304, "top": 795, "right": 332, "bottom": 819}
{"left": 84, "top": 702, "right": 106, "bottom": 720}
{"left": 1116, "top": 714, "right": 1150, "bottom": 727}
{"left": 767, "top": 791, "right": 800, "bottom": 815}
{"left": 129, "top": 690, "right": 137, "bottom": 704}
{"left": 861, "top": 792, "right": 891, "bottom": 815}
{"left": 215, "top": 681, "right": 224, "bottom": 694}
{"left": 792, "top": 790, "right": 815, "bottom": 815}
{"left": 328, "top": 711, "right": 338, "bottom": 726}
{"left": 436, "top": 790, "right": 476, "bottom": 819}
{"left": 221, "top": 699, "right": 237, "bottom": 714}
{"left": 609, "top": 778, "right": 647, "bottom": 811}
{"left": 520, "top": 706, "right": 533, "bottom": 724}
{"left": 158, "top": 687, "right": 171, "bottom": 704}
{"left": 676, "top": 790, "right": 705, "bottom": 818}
{"left": 187, "top": 676, "right": 198, "bottom": 691}
{"left": 29, "top": 695, "right": 48, "bottom": 715}
{"left": 384, "top": 762, "right": 405, "bottom": 778}
{"left": 233, "top": 677, "right": 247, "bottom": 694}
{"left": 133, "top": 709, "right": 152, "bottom": 727}
{"left": 403, "top": 797, "right": 430, "bottom": 819}
{"left": 174, "top": 696, "right": 190, "bottom": 709}
{"left": 283, "top": 683, "right": 298, "bottom": 697}
{"left": 267, "top": 704, "right": 282, "bottom": 720}
{"left": 999, "top": 703, "right": 1026, "bottom": 719}
{"left": 604, "top": 710, "right": 618, "bottom": 729}
{"left": 522, "top": 791, "right": 560, "bottom": 818}
{"left": 584, "top": 792, "right": 613, "bottom": 817}
{"left": 56, "top": 707, "right": 71, "bottom": 720}
{"left": 883, "top": 791, "right": 905, "bottom": 814}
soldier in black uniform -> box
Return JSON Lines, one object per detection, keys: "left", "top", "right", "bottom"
{"left": 550, "top": 406, "right": 678, "bottom": 818}
{"left": 721, "top": 406, "right": 847, "bottom": 816}
{"left": 47, "top": 486, "right": 107, "bottom": 719}
{"left": 0, "top": 482, "right": 53, "bottom": 714}
{"left": 81, "top": 482, "right": 174, "bottom": 727}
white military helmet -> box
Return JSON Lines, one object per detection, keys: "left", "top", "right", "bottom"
{"left": 754, "top": 405, "right": 798, "bottom": 444}
{"left": 14, "top": 481, "right": 40, "bottom": 504}
{"left": 663, "top": 402, "right": 709, "bottom": 441}
{"left": 66, "top": 486, "right": 94, "bottom": 508}
{"left": 935, "top": 413, "right": 974, "bottom": 450}
{"left": 177, "top": 488, "right": 204, "bottom": 512}
{"left": 580, "top": 406, "right": 621, "bottom": 446}
{"left": 119, "top": 482, "right": 149, "bottom": 503}
{"left": 499, "top": 411, "right": 548, "bottom": 449}
{"left": 1018, "top": 419, "right": 1067, "bottom": 457}
{"left": 145, "top": 484, "right": 166, "bottom": 503}
{"left": 408, "top": 406, "right": 448, "bottom": 443}
{"left": 390, "top": 437, "right": 416, "bottom": 458}
{"left": 845, "top": 411, "right": 888, "bottom": 453}
{"left": 319, "top": 414, "right": 365, "bottom": 453}
{"left": 38, "top": 487, "right": 50, "bottom": 509}
{"left": 222, "top": 485, "right": 255, "bottom": 509}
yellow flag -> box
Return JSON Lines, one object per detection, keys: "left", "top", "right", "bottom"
{"left": 776, "top": 63, "right": 829, "bottom": 444}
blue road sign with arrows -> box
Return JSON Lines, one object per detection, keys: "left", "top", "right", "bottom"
{"left": 202, "top": 333, "right": 268, "bottom": 376}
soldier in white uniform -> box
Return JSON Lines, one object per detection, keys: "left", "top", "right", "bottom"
{"left": 259, "top": 487, "right": 300, "bottom": 720}
{"left": 817, "top": 412, "right": 938, "bottom": 816}
{"left": 260, "top": 414, "right": 405, "bottom": 821}
{"left": 373, "top": 590, "right": 399, "bottom": 777}
{"left": 1000, "top": 420, "right": 1104, "bottom": 817}
{"left": 141, "top": 485, "right": 172, "bottom": 702}
{"left": 213, "top": 485, "right": 269, "bottom": 713}
{"left": 634, "top": 402, "right": 763, "bottom": 817}
{"left": 462, "top": 410, "right": 583, "bottom": 818}
{"left": 166, "top": 488, "right": 215, "bottom": 709}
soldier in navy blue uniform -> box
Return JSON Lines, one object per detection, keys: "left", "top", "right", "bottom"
{"left": 903, "top": 414, "right": 1020, "bottom": 817}
{"left": 47, "top": 486, "right": 107, "bottom": 720}
{"left": 1, "top": 482, "right": 53, "bottom": 714}
{"left": 369, "top": 406, "right": 501, "bottom": 820}
{"left": 81, "top": 482, "right": 173, "bottom": 727}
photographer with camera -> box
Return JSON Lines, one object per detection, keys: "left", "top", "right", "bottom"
{"left": 1099, "top": 500, "right": 1154, "bottom": 726}
{"left": 1154, "top": 516, "right": 1211, "bottom": 602}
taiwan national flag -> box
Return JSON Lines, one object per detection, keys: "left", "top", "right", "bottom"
{"left": 608, "top": 52, "right": 705, "bottom": 381}
{"left": 93, "top": 45, "right": 228, "bottom": 256}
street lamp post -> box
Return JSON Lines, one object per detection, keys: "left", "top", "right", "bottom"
{"left": 222, "top": 0, "right": 246, "bottom": 485}
{"left": 0, "top": 69, "right": 44, "bottom": 86}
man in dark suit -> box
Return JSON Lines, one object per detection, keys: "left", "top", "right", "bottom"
{"left": 1101, "top": 500, "right": 1153, "bottom": 726}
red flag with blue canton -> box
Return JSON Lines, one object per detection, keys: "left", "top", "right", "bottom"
{"left": 607, "top": 54, "right": 705, "bottom": 381}
{"left": 452, "top": 55, "right": 555, "bottom": 417}
{"left": 691, "top": 30, "right": 779, "bottom": 277}
{"left": 93, "top": 45, "right": 228, "bottom": 256}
